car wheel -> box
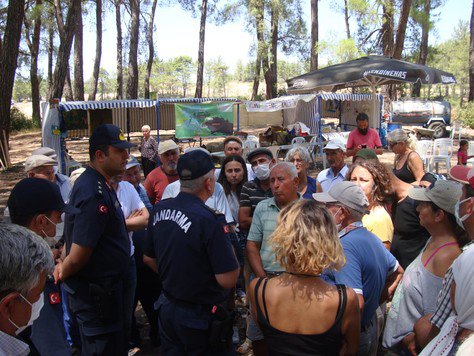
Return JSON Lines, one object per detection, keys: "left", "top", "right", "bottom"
{"left": 428, "top": 122, "right": 446, "bottom": 139}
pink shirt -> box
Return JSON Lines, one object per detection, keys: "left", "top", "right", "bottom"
{"left": 346, "top": 128, "right": 382, "bottom": 149}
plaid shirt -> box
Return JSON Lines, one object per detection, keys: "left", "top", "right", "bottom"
{"left": 136, "top": 184, "right": 153, "bottom": 212}
{"left": 140, "top": 136, "right": 159, "bottom": 161}
{"left": 0, "top": 330, "right": 30, "bottom": 356}
{"left": 430, "top": 241, "right": 473, "bottom": 329}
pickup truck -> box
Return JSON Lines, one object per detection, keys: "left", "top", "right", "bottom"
{"left": 390, "top": 99, "right": 450, "bottom": 138}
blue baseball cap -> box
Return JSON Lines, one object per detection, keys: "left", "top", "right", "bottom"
{"left": 90, "top": 124, "right": 135, "bottom": 149}
{"left": 8, "top": 178, "right": 80, "bottom": 217}
{"left": 177, "top": 150, "right": 215, "bottom": 180}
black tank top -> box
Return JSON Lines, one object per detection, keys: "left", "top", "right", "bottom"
{"left": 393, "top": 151, "right": 416, "bottom": 183}
{"left": 254, "top": 277, "right": 347, "bottom": 356}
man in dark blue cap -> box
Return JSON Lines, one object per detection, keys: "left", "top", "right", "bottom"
{"left": 7, "top": 177, "right": 80, "bottom": 356}
{"left": 54, "top": 124, "right": 135, "bottom": 356}
{"left": 143, "top": 149, "right": 240, "bottom": 355}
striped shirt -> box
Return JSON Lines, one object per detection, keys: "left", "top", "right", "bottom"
{"left": 430, "top": 241, "right": 473, "bottom": 329}
{"left": 239, "top": 179, "right": 273, "bottom": 216}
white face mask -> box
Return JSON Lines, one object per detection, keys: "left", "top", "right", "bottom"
{"left": 42, "top": 215, "right": 62, "bottom": 247}
{"left": 333, "top": 207, "right": 343, "bottom": 231}
{"left": 454, "top": 197, "right": 472, "bottom": 230}
{"left": 253, "top": 163, "right": 271, "bottom": 180}
{"left": 9, "top": 293, "right": 44, "bottom": 335}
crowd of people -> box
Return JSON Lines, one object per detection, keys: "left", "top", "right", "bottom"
{"left": 1, "top": 118, "right": 474, "bottom": 356}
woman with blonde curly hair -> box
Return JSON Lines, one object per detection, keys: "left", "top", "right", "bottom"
{"left": 248, "top": 199, "right": 360, "bottom": 356}
{"left": 346, "top": 160, "right": 394, "bottom": 249}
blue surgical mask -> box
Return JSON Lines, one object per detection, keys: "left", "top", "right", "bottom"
{"left": 454, "top": 197, "right": 472, "bottom": 230}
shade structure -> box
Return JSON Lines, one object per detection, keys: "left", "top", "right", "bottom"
{"left": 286, "top": 55, "right": 456, "bottom": 94}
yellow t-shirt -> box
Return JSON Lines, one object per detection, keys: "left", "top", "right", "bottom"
{"left": 362, "top": 205, "right": 394, "bottom": 243}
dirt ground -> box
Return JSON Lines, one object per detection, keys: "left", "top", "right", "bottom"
{"left": 0, "top": 124, "right": 465, "bottom": 355}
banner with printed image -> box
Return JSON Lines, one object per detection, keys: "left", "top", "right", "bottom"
{"left": 174, "top": 102, "right": 234, "bottom": 138}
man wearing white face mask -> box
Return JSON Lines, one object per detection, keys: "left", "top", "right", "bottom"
{"left": 414, "top": 165, "right": 474, "bottom": 351}
{"left": 7, "top": 178, "right": 80, "bottom": 355}
{"left": 0, "top": 223, "right": 54, "bottom": 356}
{"left": 238, "top": 148, "right": 276, "bottom": 232}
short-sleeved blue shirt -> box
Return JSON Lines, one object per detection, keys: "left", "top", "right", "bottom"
{"left": 144, "top": 192, "right": 239, "bottom": 305}
{"left": 302, "top": 176, "right": 317, "bottom": 199}
{"left": 64, "top": 166, "right": 131, "bottom": 279}
{"left": 324, "top": 226, "right": 398, "bottom": 327}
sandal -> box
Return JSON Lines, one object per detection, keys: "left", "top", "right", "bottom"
{"left": 236, "top": 338, "right": 252, "bottom": 354}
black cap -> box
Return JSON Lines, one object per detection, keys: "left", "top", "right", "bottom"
{"left": 90, "top": 124, "right": 135, "bottom": 149}
{"left": 247, "top": 148, "right": 273, "bottom": 163}
{"left": 177, "top": 150, "right": 215, "bottom": 180}
{"left": 7, "top": 178, "right": 80, "bottom": 217}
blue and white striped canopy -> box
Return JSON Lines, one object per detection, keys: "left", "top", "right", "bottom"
{"left": 59, "top": 98, "right": 239, "bottom": 111}
{"left": 319, "top": 93, "right": 377, "bottom": 101}
{"left": 59, "top": 99, "right": 157, "bottom": 111}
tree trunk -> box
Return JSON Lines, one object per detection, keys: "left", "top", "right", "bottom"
{"left": 0, "top": 0, "right": 25, "bottom": 167}
{"left": 48, "top": 24, "right": 54, "bottom": 91}
{"left": 126, "top": 0, "right": 140, "bottom": 99}
{"left": 73, "top": 2, "right": 84, "bottom": 100}
{"left": 264, "top": 7, "right": 278, "bottom": 99}
{"left": 89, "top": 0, "right": 103, "bottom": 101}
{"left": 144, "top": 0, "right": 158, "bottom": 99}
{"left": 64, "top": 67, "right": 74, "bottom": 101}
{"left": 49, "top": 0, "right": 81, "bottom": 100}
{"left": 195, "top": 0, "right": 208, "bottom": 98}
{"left": 251, "top": 53, "right": 261, "bottom": 100}
{"left": 381, "top": 1, "right": 394, "bottom": 56}
{"left": 344, "top": 0, "right": 350, "bottom": 39}
{"left": 469, "top": 0, "right": 474, "bottom": 101}
{"left": 413, "top": 0, "right": 431, "bottom": 97}
{"left": 255, "top": 2, "right": 270, "bottom": 100}
{"left": 392, "top": 0, "right": 412, "bottom": 59}
{"left": 24, "top": 0, "right": 42, "bottom": 126}
{"left": 310, "top": 0, "right": 318, "bottom": 71}
{"left": 115, "top": 0, "right": 123, "bottom": 99}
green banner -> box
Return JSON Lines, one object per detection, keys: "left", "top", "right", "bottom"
{"left": 175, "top": 102, "right": 234, "bottom": 138}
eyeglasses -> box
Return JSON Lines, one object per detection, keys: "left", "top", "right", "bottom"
{"left": 389, "top": 142, "right": 399, "bottom": 148}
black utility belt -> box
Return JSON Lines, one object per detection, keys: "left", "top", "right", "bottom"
{"left": 162, "top": 290, "right": 213, "bottom": 312}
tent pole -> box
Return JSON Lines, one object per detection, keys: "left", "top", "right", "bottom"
{"left": 155, "top": 100, "right": 161, "bottom": 143}
{"left": 237, "top": 102, "right": 240, "bottom": 132}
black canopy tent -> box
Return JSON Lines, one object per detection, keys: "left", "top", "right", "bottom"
{"left": 286, "top": 55, "right": 457, "bottom": 133}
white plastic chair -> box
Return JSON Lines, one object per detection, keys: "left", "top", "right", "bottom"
{"left": 429, "top": 138, "right": 453, "bottom": 173}
{"left": 291, "top": 136, "right": 306, "bottom": 146}
{"left": 243, "top": 139, "right": 259, "bottom": 150}
{"left": 246, "top": 135, "right": 259, "bottom": 143}
{"left": 415, "top": 140, "right": 433, "bottom": 169}
{"left": 307, "top": 135, "right": 319, "bottom": 164}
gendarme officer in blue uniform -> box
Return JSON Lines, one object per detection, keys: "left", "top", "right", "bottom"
{"left": 144, "top": 149, "right": 240, "bottom": 355}
{"left": 54, "top": 124, "right": 134, "bottom": 356}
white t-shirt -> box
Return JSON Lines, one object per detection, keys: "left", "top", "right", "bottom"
{"left": 162, "top": 181, "right": 234, "bottom": 224}
{"left": 117, "top": 181, "right": 145, "bottom": 256}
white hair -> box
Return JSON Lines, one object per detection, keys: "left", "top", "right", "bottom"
{"left": 0, "top": 223, "right": 54, "bottom": 294}
{"left": 285, "top": 146, "right": 311, "bottom": 164}
{"left": 271, "top": 162, "right": 298, "bottom": 179}
{"left": 141, "top": 125, "right": 151, "bottom": 132}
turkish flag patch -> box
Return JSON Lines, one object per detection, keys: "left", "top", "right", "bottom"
{"left": 223, "top": 225, "right": 230, "bottom": 234}
{"left": 49, "top": 292, "right": 61, "bottom": 305}
{"left": 98, "top": 204, "right": 108, "bottom": 214}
